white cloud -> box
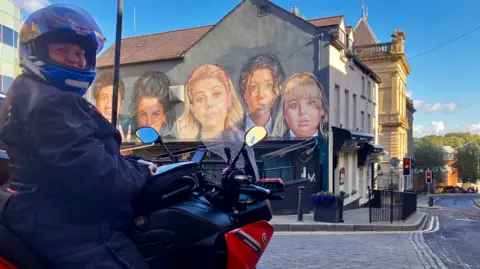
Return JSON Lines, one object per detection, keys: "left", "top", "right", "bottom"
{"left": 413, "top": 121, "right": 447, "bottom": 137}
{"left": 406, "top": 91, "right": 413, "bottom": 98}
{"left": 431, "top": 121, "right": 446, "bottom": 134}
{"left": 444, "top": 102, "right": 457, "bottom": 112}
{"left": 469, "top": 123, "right": 480, "bottom": 134}
{"left": 413, "top": 124, "right": 426, "bottom": 137}
{"left": 13, "top": 0, "right": 50, "bottom": 13}
{"left": 413, "top": 100, "right": 458, "bottom": 112}
{"left": 413, "top": 100, "right": 425, "bottom": 109}
{"left": 425, "top": 103, "right": 443, "bottom": 112}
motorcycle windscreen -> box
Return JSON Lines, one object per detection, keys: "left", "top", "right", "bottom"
{"left": 224, "top": 220, "right": 274, "bottom": 269}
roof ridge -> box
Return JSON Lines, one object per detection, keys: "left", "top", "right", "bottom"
{"left": 308, "top": 14, "right": 344, "bottom": 22}
{"left": 120, "top": 24, "right": 215, "bottom": 40}
{"left": 120, "top": 15, "right": 345, "bottom": 42}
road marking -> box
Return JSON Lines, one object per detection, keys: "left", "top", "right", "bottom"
{"left": 408, "top": 217, "right": 447, "bottom": 269}
{"left": 453, "top": 218, "right": 480, "bottom": 222}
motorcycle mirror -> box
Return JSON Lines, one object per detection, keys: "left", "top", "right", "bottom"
{"left": 245, "top": 126, "right": 267, "bottom": 147}
{"left": 135, "top": 127, "right": 161, "bottom": 144}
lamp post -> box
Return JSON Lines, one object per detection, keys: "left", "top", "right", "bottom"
{"left": 111, "top": 0, "right": 124, "bottom": 128}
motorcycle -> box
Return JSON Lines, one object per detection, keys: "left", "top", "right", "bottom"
{"left": 0, "top": 126, "right": 284, "bottom": 269}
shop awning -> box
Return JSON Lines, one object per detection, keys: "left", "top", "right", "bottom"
{"left": 357, "top": 144, "right": 385, "bottom": 167}
{"left": 332, "top": 126, "right": 374, "bottom": 152}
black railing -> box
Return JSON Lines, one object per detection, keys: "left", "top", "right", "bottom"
{"left": 368, "top": 189, "right": 417, "bottom": 223}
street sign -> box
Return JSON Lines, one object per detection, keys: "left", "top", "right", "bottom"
{"left": 425, "top": 170, "right": 433, "bottom": 184}
{"left": 403, "top": 157, "right": 412, "bottom": 176}
{"left": 390, "top": 157, "right": 400, "bottom": 168}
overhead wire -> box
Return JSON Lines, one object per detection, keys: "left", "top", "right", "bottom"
{"left": 408, "top": 25, "right": 480, "bottom": 61}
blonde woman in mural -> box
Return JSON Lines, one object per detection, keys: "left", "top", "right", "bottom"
{"left": 176, "top": 64, "right": 243, "bottom": 140}
{"left": 272, "top": 72, "right": 328, "bottom": 138}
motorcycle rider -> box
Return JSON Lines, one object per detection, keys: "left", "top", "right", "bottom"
{"left": 0, "top": 4, "right": 157, "bottom": 269}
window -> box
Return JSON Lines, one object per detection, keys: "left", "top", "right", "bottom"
{"left": 353, "top": 94, "right": 357, "bottom": 129}
{"left": 367, "top": 80, "right": 372, "bottom": 100}
{"left": 361, "top": 111, "right": 365, "bottom": 131}
{"left": 2, "top": 26, "right": 13, "bottom": 46}
{"left": 13, "top": 31, "right": 18, "bottom": 48}
{"left": 335, "top": 85, "right": 340, "bottom": 126}
{"left": 368, "top": 114, "right": 371, "bottom": 133}
{"left": 361, "top": 76, "right": 365, "bottom": 96}
{"left": 3, "top": 76, "right": 14, "bottom": 92}
{"left": 345, "top": 90, "right": 349, "bottom": 128}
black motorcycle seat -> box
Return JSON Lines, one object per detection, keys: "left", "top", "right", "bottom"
{"left": 133, "top": 162, "right": 202, "bottom": 216}
{"left": 0, "top": 225, "right": 49, "bottom": 268}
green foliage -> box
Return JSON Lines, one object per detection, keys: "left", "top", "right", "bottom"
{"left": 453, "top": 144, "right": 480, "bottom": 182}
{"left": 413, "top": 137, "right": 444, "bottom": 172}
{"left": 414, "top": 132, "right": 480, "bottom": 182}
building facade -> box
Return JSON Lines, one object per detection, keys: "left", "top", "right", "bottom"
{"left": 0, "top": 0, "right": 21, "bottom": 92}
{"left": 353, "top": 15, "right": 412, "bottom": 189}
{"left": 93, "top": 0, "right": 384, "bottom": 208}
{"left": 406, "top": 97, "right": 415, "bottom": 157}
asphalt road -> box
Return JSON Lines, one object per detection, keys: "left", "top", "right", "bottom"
{"left": 422, "top": 194, "right": 480, "bottom": 269}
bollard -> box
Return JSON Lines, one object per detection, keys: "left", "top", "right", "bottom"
{"left": 428, "top": 196, "right": 434, "bottom": 207}
{"left": 297, "top": 186, "right": 306, "bottom": 221}
{"left": 339, "top": 191, "right": 345, "bottom": 223}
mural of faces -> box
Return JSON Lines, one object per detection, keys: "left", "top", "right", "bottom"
{"left": 95, "top": 54, "right": 329, "bottom": 142}
{"left": 93, "top": 72, "right": 124, "bottom": 122}
{"left": 129, "top": 72, "right": 174, "bottom": 137}
{"left": 239, "top": 54, "right": 285, "bottom": 134}
{"left": 272, "top": 72, "right": 329, "bottom": 139}
{"left": 176, "top": 64, "right": 243, "bottom": 140}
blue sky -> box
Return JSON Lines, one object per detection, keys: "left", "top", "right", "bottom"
{"left": 16, "top": 0, "right": 480, "bottom": 137}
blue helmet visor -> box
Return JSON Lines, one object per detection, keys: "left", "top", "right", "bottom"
{"left": 20, "top": 4, "right": 105, "bottom": 55}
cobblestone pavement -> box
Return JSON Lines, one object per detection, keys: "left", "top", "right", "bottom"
{"left": 258, "top": 212, "right": 447, "bottom": 269}
{"left": 258, "top": 232, "right": 430, "bottom": 269}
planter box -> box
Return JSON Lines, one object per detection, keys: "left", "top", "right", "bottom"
{"left": 313, "top": 201, "right": 341, "bottom": 223}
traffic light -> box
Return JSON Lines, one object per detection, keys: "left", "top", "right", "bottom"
{"left": 403, "top": 157, "right": 412, "bottom": 176}
{"left": 425, "top": 170, "right": 433, "bottom": 184}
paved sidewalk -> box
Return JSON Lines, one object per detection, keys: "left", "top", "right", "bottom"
{"left": 271, "top": 207, "right": 427, "bottom": 232}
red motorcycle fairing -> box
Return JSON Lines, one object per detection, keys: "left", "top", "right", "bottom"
{"left": 0, "top": 257, "right": 16, "bottom": 269}
{"left": 224, "top": 220, "right": 273, "bottom": 269}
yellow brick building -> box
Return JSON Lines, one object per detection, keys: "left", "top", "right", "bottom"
{"left": 0, "top": 0, "right": 21, "bottom": 92}
{"left": 354, "top": 14, "right": 412, "bottom": 189}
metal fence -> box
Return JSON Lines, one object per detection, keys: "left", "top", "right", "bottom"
{"left": 368, "top": 189, "right": 417, "bottom": 223}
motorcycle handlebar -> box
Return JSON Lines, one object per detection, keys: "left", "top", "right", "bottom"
{"left": 235, "top": 184, "right": 270, "bottom": 199}
{"left": 233, "top": 175, "right": 255, "bottom": 184}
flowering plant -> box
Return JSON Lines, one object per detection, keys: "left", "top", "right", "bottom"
{"left": 311, "top": 191, "right": 338, "bottom": 207}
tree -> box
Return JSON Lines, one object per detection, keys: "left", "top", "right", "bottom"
{"left": 413, "top": 138, "right": 445, "bottom": 182}
{"left": 453, "top": 144, "right": 480, "bottom": 183}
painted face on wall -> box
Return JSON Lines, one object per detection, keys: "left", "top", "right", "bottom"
{"left": 136, "top": 96, "right": 166, "bottom": 133}
{"left": 284, "top": 86, "right": 325, "bottom": 138}
{"left": 95, "top": 85, "right": 123, "bottom": 122}
{"left": 190, "top": 78, "right": 231, "bottom": 131}
{"left": 244, "top": 68, "right": 278, "bottom": 119}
